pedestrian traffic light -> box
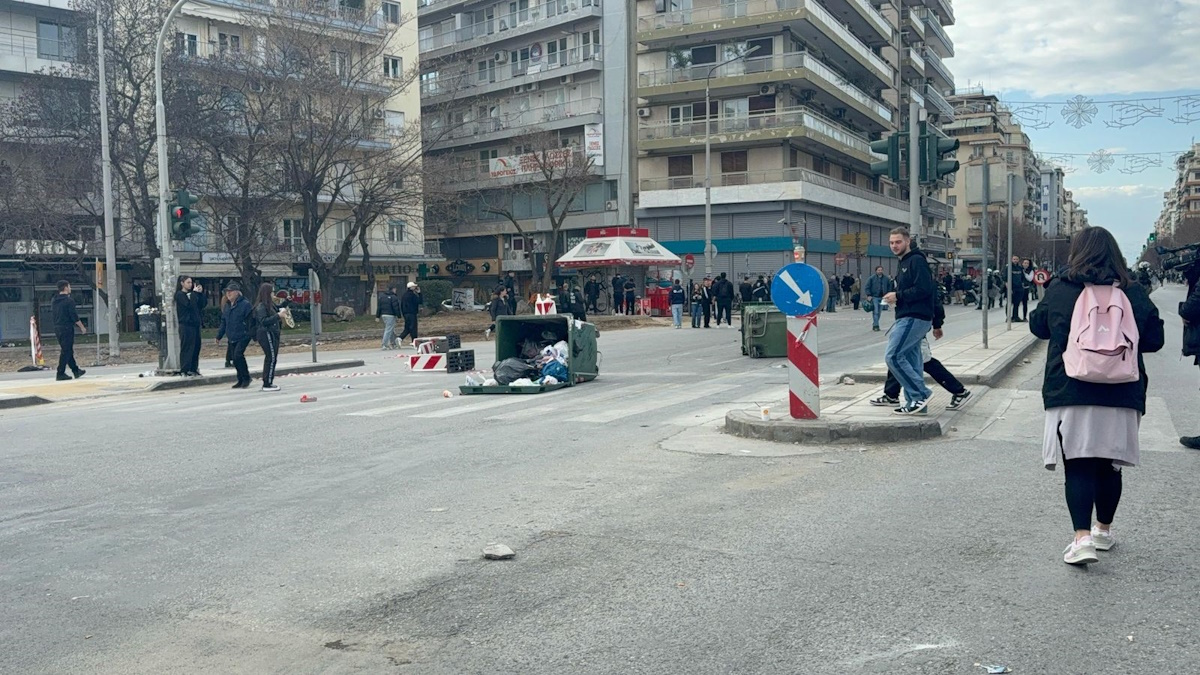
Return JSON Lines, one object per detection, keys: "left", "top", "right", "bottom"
{"left": 869, "top": 133, "right": 903, "bottom": 183}
{"left": 169, "top": 188, "right": 198, "bottom": 240}
{"left": 920, "top": 123, "right": 960, "bottom": 183}
{"left": 1149, "top": 232, "right": 1157, "bottom": 243}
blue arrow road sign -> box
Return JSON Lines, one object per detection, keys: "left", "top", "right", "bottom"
{"left": 771, "top": 263, "right": 826, "bottom": 316}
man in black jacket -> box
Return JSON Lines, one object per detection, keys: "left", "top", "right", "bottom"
{"left": 175, "top": 276, "right": 207, "bottom": 376}
{"left": 698, "top": 277, "right": 714, "bottom": 327}
{"left": 1178, "top": 265, "right": 1200, "bottom": 449}
{"left": 51, "top": 280, "right": 86, "bottom": 381}
{"left": 375, "top": 284, "right": 401, "bottom": 349}
{"left": 739, "top": 276, "right": 754, "bottom": 303}
{"left": 882, "top": 227, "right": 935, "bottom": 414}
{"left": 398, "top": 282, "right": 422, "bottom": 346}
{"left": 872, "top": 293, "right": 972, "bottom": 410}
{"left": 216, "top": 282, "right": 253, "bottom": 388}
{"left": 1009, "top": 255, "right": 1029, "bottom": 322}
{"left": 714, "top": 272, "right": 734, "bottom": 326}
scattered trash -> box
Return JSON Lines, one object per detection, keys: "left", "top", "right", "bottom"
{"left": 950, "top": 426, "right": 959, "bottom": 432}
{"left": 482, "top": 543, "right": 515, "bottom": 560}
{"left": 982, "top": 666, "right": 1010, "bottom": 674}
{"left": 823, "top": 460, "right": 843, "bottom": 464}
{"left": 839, "top": 375, "right": 856, "bottom": 385}
{"left": 300, "top": 394, "right": 317, "bottom": 403}
{"left": 1022, "top": 359, "right": 1032, "bottom": 364}
{"left": 760, "top": 406, "right": 770, "bottom": 421}
{"left": 341, "top": 384, "right": 352, "bottom": 390}
{"left": 1127, "top": 635, "right": 1135, "bottom": 642}
{"left": 84, "top": 635, "right": 92, "bottom": 640}
{"left": 138, "top": 370, "right": 155, "bottom": 378}
{"left": 442, "top": 390, "right": 453, "bottom": 398}
{"left": 426, "top": 508, "right": 447, "bottom": 513}
{"left": 70, "top": 595, "right": 90, "bottom": 600}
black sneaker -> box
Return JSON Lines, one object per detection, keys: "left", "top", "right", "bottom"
{"left": 73, "top": 369, "right": 86, "bottom": 379}
{"left": 947, "top": 390, "right": 972, "bottom": 410}
{"left": 56, "top": 374, "right": 72, "bottom": 381}
{"left": 869, "top": 395, "right": 899, "bottom": 407}
{"left": 893, "top": 401, "right": 929, "bottom": 416}
{"left": 232, "top": 381, "right": 248, "bottom": 389}
{"left": 1181, "top": 436, "right": 1200, "bottom": 450}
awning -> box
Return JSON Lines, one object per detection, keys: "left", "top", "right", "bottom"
{"left": 178, "top": 263, "right": 296, "bottom": 278}
{"left": 556, "top": 227, "right": 682, "bottom": 268}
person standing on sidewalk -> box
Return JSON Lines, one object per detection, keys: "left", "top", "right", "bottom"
{"left": 375, "top": 284, "right": 400, "bottom": 350}
{"left": 175, "top": 276, "right": 206, "bottom": 377}
{"left": 865, "top": 266, "right": 892, "bottom": 332}
{"left": 612, "top": 274, "right": 624, "bottom": 315}
{"left": 623, "top": 277, "right": 637, "bottom": 316}
{"left": 739, "top": 276, "right": 754, "bottom": 304}
{"left": 397, "top": 282, "right": 422, "bottom": 346}
{"left": 871, "top": 292, "right": 971, "bottom": 410}
{"left": 216, "top": 282, "right": 253, "bottom": 389}
{"left": 1010, "top": 255, "right": 1030, "bottom": 322}
{"left": 882, "top": 227, "right": 935, "bottom": 415}
{"left": 690, "top": 283, "right": 704, "bottom": 328}
{"left": 51, "top": 280, "right": 86, "bottom": 381}
{"left": 252, "top": 282, "right": 284, "bottom": 392}
{"left": 714, "top": 272, "right": 734, "bottom": 326}
{"left": 698, "top": 277, "right": 714, "bottom": 327}
{"left": 825, "top": 274, "right": 838, "bottom": 313}
{"left": 669, "top": 278, "right": 686, "bottom": 328}
{"left": 485, "top": 286, "right": 510, "bottom": 339}
{"left": 1030, "top": 226, "right": 1163, "bottom": 565}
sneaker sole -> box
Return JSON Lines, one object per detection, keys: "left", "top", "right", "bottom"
{"left": 1093, "top": 538, "right": 1115, "bottom": 551}
{"left": 869, "top": 400, "right": 899, "bottom": 407}
{"left": 892, "top": 408, "right": 929, "bottom": 416}
{"left": 1065, "top": 552, "right": 1099, "bottom": 565}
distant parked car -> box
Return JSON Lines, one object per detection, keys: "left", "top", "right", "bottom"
{"left": 441, "top": 298, "right": 487, "bottom": 312}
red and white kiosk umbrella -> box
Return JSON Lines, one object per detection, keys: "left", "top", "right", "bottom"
{"left": 556, "top": 228, "right": 682, "bottom": 268}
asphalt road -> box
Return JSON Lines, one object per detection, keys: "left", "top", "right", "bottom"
{"left": 4, "top": 292, "right": 1198, "bottom": 675}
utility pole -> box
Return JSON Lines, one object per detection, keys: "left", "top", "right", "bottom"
{"left": 908, "top": 92, "right": 921, "bottom": 240}
{"left": 1006, "top": 173, "right": 1014, "bottom": 332}
{"left": 703, "top": 46, "right": 760, "bottom": 277}
{"left": 981, "top": 160, "right": 990, "bottom": 349}
{"left": 153, "top": 0, "right": 190, "bottom": 373}
{"left": 98, "top": 10, "right": 120, "bottom": 357}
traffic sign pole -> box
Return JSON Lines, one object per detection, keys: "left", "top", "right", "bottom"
{"left": 788, "top": 313, "right": 820, "bottom": 419}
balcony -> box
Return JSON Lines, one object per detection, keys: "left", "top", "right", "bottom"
{"left": 638, "top": 105, "right": 883, "bottom": 167}
{"left": 921, "top": 195, "right": 953, "bottom": 221}
{"left": 925, "top": 0, "right": 954, "bottom": 26}
{"left": 923, "top": 47, "right": 954, "bottom": 91}
{"left": 924, "top": 84, "right": 955, "bottom": 121}
{"left": 902, "top": 47, "right": 924, "bottom": 81}
{"left": 202, "top": 0, "right": 387, "bottom": 34}
{"left": 0, "top": 30, "right": 78, "bottom": 74}
{"left": 421, "top": 48, "right": 603, "bottom": 105}
{"left": 420, "top": 1, "right": 602, "bottom": 59}
{"left": 816, "top": 0, "right": 892, "bottom": 45}
{"left": 920, "top": 8, "right": 954, "bottom": 57}
{"left": 637, "top": 51, "right": 891, "bottom": 130}
{"left": 900, "top": 8, "right": 925, "bottom": 45}
{"left": 637, "top": 0, "right": 893, "bottom": 88}
{"left": 425, "top": 97, "right": 603, "bottom": 149}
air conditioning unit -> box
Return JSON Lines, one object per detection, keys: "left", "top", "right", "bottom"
{"left": 372, "top": 108, "right": 386, "bottom": 119}
{"left": 759, "top": 84, "right": 776, "bottom": 96}
{"left": 636, "top": 107, "right": 651, "bottom": 117}
{"left": 560, "top": 74, "right": 574, "bottom": 84}
{"left": 605, "top": 200, "right": 618, "bottom": 211}
{"left": 494, "top": 51, "right": 508, "bottom": 63}
{"left": 513, "top": 85, "right": 524, "bottom": 94}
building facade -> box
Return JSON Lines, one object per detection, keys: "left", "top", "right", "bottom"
{"left": 417, "top": 0, "right": 631, "bottom": 292}
{"left": 1039, "top": 166, "right": 1065, "bottom": 237}
{"left": 1156, "top": 144, "right": 1200, "bottom": 241}
{"left": 631, "top": 0, "right": 956, "bottom": 282}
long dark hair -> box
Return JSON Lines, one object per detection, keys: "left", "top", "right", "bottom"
{"left": 255, "top": 282, "right": 275, "bottom": 309}
{"left": 1065, "top": 227, "right": 1132, "bottom": 287}
{"left": 176, "top": 275, "right": 192, "bottom": 293}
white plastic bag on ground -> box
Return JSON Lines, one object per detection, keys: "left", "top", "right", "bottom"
{"left": 510, "top": 378, "right": 535, "bottom": 386}
{"left": 540, "top": 375, "right": 559, "bottom": 385}
{"left": 483, "top": 378, "right": 498, "bottom": 386}
{"left": 464, "top": 370, "right": 488, "bottom": 386}
{"left": 553, "top": 340, "right": 569, "bottom": 363}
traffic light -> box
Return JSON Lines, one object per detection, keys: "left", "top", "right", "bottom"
{"left": 919, "top": 123, "right": 960, "bottom": 183}
{"left": 169, "top": 188, "right": 198, "bottom": 240}
{"left": 869, "top": 133, "right": 903, "bottom": 183}
{"left": 1149, "top": 232, "right": 1158, "bottom": 243}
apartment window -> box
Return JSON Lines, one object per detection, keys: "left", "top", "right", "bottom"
{"left": 510, "top": 47, "right": 531, "bottom": 76}
{"left": 421, "top": 71, "right": 439, "bottom": 93}
{"left": 479, "top": 149, "right": 498, "bottom": 174}
{"left": 971, "top": 217, "right": 982, "bottom": 228}
{"left": 581, "top": 29, "right": 601, "bottom": 60}
{"left": 385, "top": 110, "right": 405, "bottom": 131}
{"left": 813, "top": 157, "right": 831, "bottom": 176}
{"left": 507, "top": 0, "right": 530, "bottom": 25}
{"left": 668, "top": 155, "right": 694, "bottom": 177}
{"left": 947, "top": 195, "right": 957, "bottom": 206}
{"left": 383, "top": 1, "right": 401, "bottom": 23}
{"left": 175, "top": 32, "right": 199, "bottom": 57}
{"left": 384, "top": 56, "right": 403, "bottom": 79}
{"left": 218, "top": 33, "right": 241, "bottom": 54}
{"left": 283, "top": 219, "right": 303, "bottom": 251}
{"left": 330, "top": 50, "right": 349, "bottom": 77}
{"left": 1005, "top": 150, "right": 1014, "bottom": 164}
{"left": 547, "top": 38, "right": 567, "bottom": 66}
{"left": 689, "top": 45, "right": 716, "bottom": 65}
{"left": 841, "top": 167, "right": 855, "bottom": 184}
{"left": 971, "top": 145, "right": 984, "bottom": 159}
{"left": 387, "top": 219, "right": 406, "bottom": 242}
{"left": 38, "top": 21, "right": 77, "bottom": 60}
{"left": 477, "top": 59, "right": 495, "bottom": 83}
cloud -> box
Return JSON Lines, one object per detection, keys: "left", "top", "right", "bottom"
{"left": 1070, "top": 185, "right": 1168, "bottom": 200}
{"left": 950, "top": 0, "right": 1200, "bottom": 96}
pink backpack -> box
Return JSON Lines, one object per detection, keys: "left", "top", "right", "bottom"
{"left": 1063, "top": 283, "right": 1140, "bottom": 384}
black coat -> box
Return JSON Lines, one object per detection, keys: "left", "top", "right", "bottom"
{"left": 1030, "top": 276, "right": 1164, "bottom": 413}
{"left": 376, "top": 291, "right": 400, "bottom": 317}
{"left": 175, "top": 289, "right": 208, "bottom": 327}
{"left": 1180, "top": 280, "right": 1200, "bottom": 361}
{"left": 400, "top": 289, "right": 422, "bottom": 315}
{"left": 217, "top": 296, "right": 252, "bottom": 343}
{"left": 51, "top": 293, "right": 79, "bottom": 331}
{"left": 893, "top": 248, "right": 935, "bottom": 321}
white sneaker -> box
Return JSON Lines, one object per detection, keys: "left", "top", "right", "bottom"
{"left": 261, "top": 385, "right": 281, "bottom": 392}
{"left": 1091, "top": 526, "right": 1116, "bottom": 551}
{"left": 1063, "top": 536, "right": 1099, "bottom": 565}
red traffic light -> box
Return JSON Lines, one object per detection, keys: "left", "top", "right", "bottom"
{"left": 173, "top": 207, "right": 186, "bottom": 219}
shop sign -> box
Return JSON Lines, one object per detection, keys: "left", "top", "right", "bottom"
{"left": 202, "top": 252, "right": 235, "bottom": 264}
{"left": 446, "top": 258, "right": 476, "bottom": 276}
{"left": 344, "top": 263, "right": 415, "bottom": 276}
{"left": 584, "top": 123, "right": 604, "bottom": 166}
{"left": 489, "top": 149, "right": 573, "bottom": 179}
{"left": 14, "top": 240, "right": 87, "bottom": 256}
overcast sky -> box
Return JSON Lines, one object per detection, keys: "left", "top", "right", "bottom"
{"left": 947, "top": 0, "right": 1200, "bottom": 262}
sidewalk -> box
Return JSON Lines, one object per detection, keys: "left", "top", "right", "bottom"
{"left": 725, "top": 324, "right": 1041, "bottom": 444}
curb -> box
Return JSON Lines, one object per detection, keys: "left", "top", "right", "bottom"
{"left": 725, "top": 410, "right": 943, "bottom": 444}
{"left": 0, "top": 395, "right": 51, "bottom": 410}
{"left": 147, "top": 359, "right": 366, "bottom": 392}
{"left": 846, "top": 334, "right": 1040, "bottom": 386}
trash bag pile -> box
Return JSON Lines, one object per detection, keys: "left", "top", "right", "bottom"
{"left": 466, "top": 335, "right": 572, "bottom": 387}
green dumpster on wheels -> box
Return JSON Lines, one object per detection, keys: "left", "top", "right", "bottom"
{"left": 460, "top": 314, "right": 599, "bottom": 394}
{"left": 741, "top": 303, "right": 788, "bottom": 358}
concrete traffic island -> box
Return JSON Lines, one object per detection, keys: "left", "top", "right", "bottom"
{"left": 725, "top": 408, "right": 944, "bottom": 444}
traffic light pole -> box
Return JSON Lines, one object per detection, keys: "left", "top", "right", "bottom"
{"left": 153, "top": 0, "right": 189, "bottom": 373}
{"left": 908, "top": 95, "right": 921, "bottom": 240}
{"left": 98, "top": 9, "right": 119, "bottom": 358}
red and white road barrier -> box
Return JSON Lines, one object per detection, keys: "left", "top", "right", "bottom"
{"left": 787, "top": 312, "right": 820, "bottom": 419}
{"left": 534, "top": 294, "right": 557, "bottom": 315}
{"left": 29, "top": 316, "right": 45, "bottom": 367}
{"left": 408, "top": 353, "right": 446, "bottom": 371}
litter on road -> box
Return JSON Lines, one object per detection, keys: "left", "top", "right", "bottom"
{"left": 482, "top": 543, "right": 515, "bottom": 560}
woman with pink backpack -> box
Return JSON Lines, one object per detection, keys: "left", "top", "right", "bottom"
{"left": 1030, "top": 227, "right": 1165, "bottom": 566}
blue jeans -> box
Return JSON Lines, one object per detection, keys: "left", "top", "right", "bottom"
{"left": 871, "top": 297, "right": 883, "bottom": 329}
{"left": 380, "top": 314, "right": 397, "bottom": 348}
{"left": 885, "top": 317, "right": 933, "bottom": 404}
{"left": 691, "top": 302, "right": 701, "bottom": 327}
{"left": 671, "top": 304, "right": 683, "bottom": 327}
{"left": 825, "top": 291, "right": 837, "bottom": 313}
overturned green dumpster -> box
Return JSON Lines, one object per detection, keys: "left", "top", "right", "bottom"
{"left": 459, "top": 314, "right": 599, "bottom": 395}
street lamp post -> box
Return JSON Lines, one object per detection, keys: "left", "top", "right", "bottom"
{"left": 704, "top": 46, "right": 760, "bottom": 277}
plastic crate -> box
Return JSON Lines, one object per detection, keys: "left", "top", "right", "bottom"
{"left": 446, "top": 348, "right": 475, "bottom": 373}
{"left": 447, "top": 334, "right": 462, "bottom": 349}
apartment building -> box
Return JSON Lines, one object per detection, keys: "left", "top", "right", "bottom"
{"left": 943, "top": 91, "right": 1041, "bottom": 271}
{"left": 1156, "top": 144, "right": 1200, "bottom": 240}
{"left": 1039, "top": 165, "right": 1065, "bottom": 237}
{"left": 631, "top": 0, "right": 956, "bottom": 281}
{"left": 417, "top": 0, "right": 629, "bottom": 287}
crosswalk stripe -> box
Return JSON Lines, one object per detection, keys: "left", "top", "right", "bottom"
{"left": 660, "top": 385, "right": 786, "bottom": 427}
{"left": 413, "top": 393, "right": 548, "bottom": 419}
{"left": 568, "top": 383, "right": 743, "bottom": 424}
{"left": 481, "top": 383, "right": 662, "bottom": 421}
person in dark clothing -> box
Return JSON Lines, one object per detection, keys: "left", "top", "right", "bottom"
{"left": 698, "top": 277, "right": 714, "bottom": 327}
{"left": 1009, "top": 255, "right": 1030, "bottom": 322}
{"left": 872, "top": 295, "right": 971, "bottom": 410}
{"left": 174, "top": 276, "right": 207, "bottom": 376}
{"left": 375, "top": 284, "right": 401, "bottom": 350}
{"left": 669, "top": 278, "right": 686, "bottom": 328}
{"left": 1030, "top": 226, "right": 1164, "bottom": 565}
{"left": 612, "top": 274, "right": 624, "bottom": 315}
{"left": 486, "top": 286, "right": 511, "bottom": 338}
{"left": 752, "top": 275, "right": 769, "bottom": 302}
{"left": 714, "top": 272, "right": 734, "bottom": 326}
{"left": 219, "top": 293, "right": 235, "bottom": 367}
{"left": 585, "top": 275, "right": 601, "bottom": 313}
{"left": 252, "top": 282, "right": 283, "bottom": 392}
{"left": 398, "top": 282, "right": 422, "bottom": 345}
{"left": 216, "top": 282, "right": 253, "bottom": 388}
{"left": 1179, "top": 265, "right": 1200, "bottom": 449}
{"left": 51, "top": 280, "right": 86, "bottom": 381}
{"left": 690, "top": 283, "right": 704, "bottom": 328}
{"left": 559, "top": 281, "right": 587, "bottom": 322}
{"left": 841, "top": 274, "right": 855, "bottom": 305}
{"left": 623, "top": 277, "right": 637, "bottom": 316}
{"left": 504, "top": 272, "right": 517, "bottom": 315}
{"left": 739, "top": 277, "right": 754, "bottom": 303}
{"left": 882, "top": 227, "right": 936, "bottom": 414}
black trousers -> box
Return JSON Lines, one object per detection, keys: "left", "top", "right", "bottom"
{"left": 56, "top": 329, "right": 79, "bottom": 376}
{"left": 1064, "top": 456, "right": 1123, "bottom": 531}
{"left": 180, "top": 323, "right": 202, "bottom": 374}
{"left": 225, "top": 340, "right": 235, "bottom": 366}
{"left": 1012, "top": 290, "right": 1029, "bottom": 320}
{"left": 230, "top": 338, "right": 251, "bottom": 384}
{"left": 884, "top": 357, "right": 965, "bottom": 399}
{"left": 399, "top": 313, "right": 419, "bottom": 341}
{"left": 613, "top": 293, "right": 622, "bottom": 314}
{"left": 701, "top": 302, "right": 712, "bottom": 327}
{"left": 716, "top": 299, "right": 733, "bottom": 325}
{"left": 624, "top": 293, "right": 636, "bottom": 315}
{"left": 257, "top": 330, "right": 279, "bottom": 387}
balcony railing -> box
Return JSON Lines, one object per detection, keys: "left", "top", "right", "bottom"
{"left": 205, "top": 0, "right": 386, "bottom": 30}
{"left": 0, "top": 31, "right": 76, "bottom": 62}
{"left": 928, "top": 0, "right": 955, "bottom": 25}
{"left": 637, "top": 0, "right": 891, "bottom": 82}
{"left": 420, "top": 0, "right": 601, "bottom": 53}
{"left": 924, "top": 47, "right": 954, "bottom": 88}
{"left": 919, "top": 8, "right": 954, "bottom": 56}
{"left": 639, "top": 105, "right": 881, "bottom": 159}
{"left": 421, "top": 48, "right": 600, "bottom": 98}
{"left": 900, "top": 8, "right": 925, "bottom": 39}
{"left": 904, "top": 47, "right": 925, "bottom": 73}
{"left": 424, "top": 240, "right": 443, "bottom": 257}
{"left": 844, "top": 0, "right": 891, "bottom": 39}
{"left": 924, "top": 85, "right": 955, "bottom": 120}
{"left": 639, "top": 166, "right": 907, "bottom": 209}
{"left": 426, "top": 96, "right": 603, "bottom": 143}
{"left": 638, "top": 51, "right": 890, "bottom": 121}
